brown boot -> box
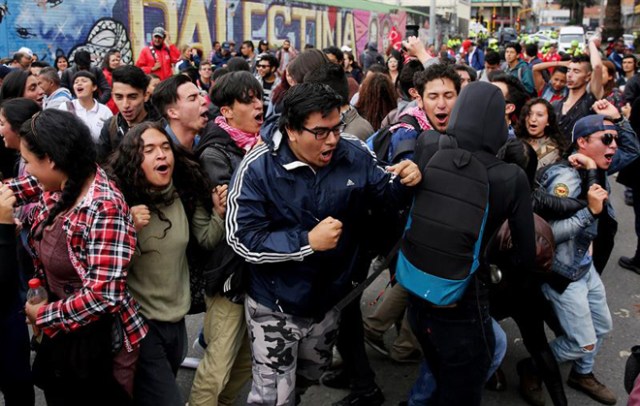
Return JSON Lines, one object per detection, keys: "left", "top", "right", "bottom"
{"left": 567, "top": 370, "right": 617, "bottom": 405}
{"left": 517, "top": 358, "right": 544, "bottom": 406}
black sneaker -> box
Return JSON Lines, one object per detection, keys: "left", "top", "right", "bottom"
{"left": 620, "top": 256, "right": 640, "bottom": 274}
{"left": 332, "top": 386, "right": 385, "bottom": 406}
{"left": 321, "top": 370, "right": 351, "bottom": 390}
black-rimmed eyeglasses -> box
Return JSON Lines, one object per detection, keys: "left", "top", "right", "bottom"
{"left": 301, "top": 122, "right": 346, "bottom": 140}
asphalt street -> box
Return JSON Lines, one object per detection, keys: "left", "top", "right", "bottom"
{"left": 10, "top": 179, "right": 640, "bottom": 406}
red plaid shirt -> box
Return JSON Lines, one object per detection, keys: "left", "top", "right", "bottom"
{"left": 8, "top": 167, "right": 148, "bottom": 349}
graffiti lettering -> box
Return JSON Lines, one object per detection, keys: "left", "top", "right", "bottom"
{"left": 0, "top": 0, "right": 405, "bottom": 64}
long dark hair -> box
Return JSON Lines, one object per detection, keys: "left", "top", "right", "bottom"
{"left": 0, "top": 98, "right": 41, "bottom": 136}
{"left": 107, "top": 122, "right": 212, "bottom": 235}
{"left": 0, "top": 70, "right": 32, "bottom": 102}
{"left": 516, "top": 98, "right": 568, "bottom": 156}
{"left": 355, "top": 72, "right": 398, "bottom": 131}
{"left": 20, "top": 109, "right": 97, "bottom": 238}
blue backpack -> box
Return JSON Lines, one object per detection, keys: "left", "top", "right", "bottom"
{"left": 396, "top": 139, "right": 499, "bottom": 305}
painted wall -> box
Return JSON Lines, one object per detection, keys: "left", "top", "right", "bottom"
{"left": 0, "top": 0, "right": 406, "bottom": 66}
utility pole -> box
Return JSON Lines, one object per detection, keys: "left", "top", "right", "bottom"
{"left": 429, "top": 0, "right": 436, "bottom": 47}
{"left": 500, "top": 0, "right": 504, "bottom": 29}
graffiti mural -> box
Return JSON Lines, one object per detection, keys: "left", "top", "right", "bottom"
{"left": 0, "top": 0, "right": 406, "bottom": 65}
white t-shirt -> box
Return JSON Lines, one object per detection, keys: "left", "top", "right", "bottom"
{"left": 59, "top": 99, "right": 113, "bottom": 142}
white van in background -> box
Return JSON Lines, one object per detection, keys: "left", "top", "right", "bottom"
{"left": 558, "top": 26, "right": 586, "bottom": 53}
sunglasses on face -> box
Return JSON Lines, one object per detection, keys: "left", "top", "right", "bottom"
{"left": 598, "top": 132, "right": 618, "bottom": 146}
{"left": 301, "top": 121, "right": 346, "bottom": 140}
{"left": 256, "top": 64, "right": 271, "bottom": 69}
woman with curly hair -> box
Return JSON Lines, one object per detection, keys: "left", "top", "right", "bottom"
{"left": 355, "top": 72, "right": 398, "bottom": 131}
{"left": 516, "top": 98, "right": 568, "bottom": 169}
{"left": 5, "top": 109, "right": 146, "bottom": 405}
{"left": 107, "top": 121, "right": 225, "bottom": 406}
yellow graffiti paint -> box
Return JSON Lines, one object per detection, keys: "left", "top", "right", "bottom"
{"left": 292, "top": 7, "right": 316, "bottom": 49}
{"left": 179, "top": 0, "right": 213, "bottom": 52}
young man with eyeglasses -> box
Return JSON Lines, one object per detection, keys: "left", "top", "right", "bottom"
{"left": 226, "top": 82, "right": 422, "bottom": 406}
{"left": 255, "top": 54, "right": 280, "bottom": 112}
{"left": 197, "top": 61, "right": 213, "bottom": 94}
{"left": 537, "top": 100, "right": 640, "bottom": 405}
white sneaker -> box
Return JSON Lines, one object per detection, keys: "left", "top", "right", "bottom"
{"left": 181, "top": 356, "right": 201, "bottom": 369}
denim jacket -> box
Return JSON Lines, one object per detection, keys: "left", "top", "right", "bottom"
{"left": 538, "top": 118, "right": 640, "bottom": 281}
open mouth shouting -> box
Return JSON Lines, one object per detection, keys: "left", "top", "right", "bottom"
{"left": 319, "top": 148, "right": 335, "bottom": 163}
{"left": 434, "top": 113, "right": 449, "bottom": 128}
{"left": 254, "top": 112, "right": 264, "bottom": 126}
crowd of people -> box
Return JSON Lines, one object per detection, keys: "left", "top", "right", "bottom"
{"left": 0, "top": 24, "right": 640, "bottom": 406}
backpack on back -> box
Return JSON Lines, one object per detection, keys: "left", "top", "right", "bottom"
{"left": 397, "top": 138, "right": 500, "bottom": 305}
{"left": 366, "top": 114, "right": 421, "bottom": 164}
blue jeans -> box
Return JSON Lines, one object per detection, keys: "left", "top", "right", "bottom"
{"left": 407, "top": 295, "right": 495, "bottom": 406}
{"left": 541, "top": 265, "right": 612, "bottom": 374}
{"left": 407, "top": 318, "right": 506, "bottom": 406}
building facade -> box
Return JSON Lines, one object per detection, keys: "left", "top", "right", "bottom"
{"left": 0, "top": 0, "right": 407, "bottom": 66}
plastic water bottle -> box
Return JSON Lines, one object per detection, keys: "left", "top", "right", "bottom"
{"left": 26, "top": 278, "right": 47, "bottom": 340}
{"left": 27, "top": 278, "right": 47, "bottom": 305}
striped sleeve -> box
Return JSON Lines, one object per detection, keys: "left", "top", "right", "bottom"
{"left": 225, "top": 145, "right": 314, "bottom": 264}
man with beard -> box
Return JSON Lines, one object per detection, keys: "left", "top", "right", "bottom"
{"left": 538, "top": 100, "right": 640, "bottom": 405}
{"left": 255, "top": 54, "right": 280, "bottom": 112}
{"left": 275, "top": 39, "right": 298, "bottom": 78}
{"left": 152, "top": 74, "right": 209, "bottom": 151}
{"left": 136, "top": 26, "right": 180, "bottom": 81}
{"left": 383, "top": 63, "right": 460, "bottom": 165}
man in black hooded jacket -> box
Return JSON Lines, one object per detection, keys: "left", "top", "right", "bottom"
{"left": 406, "top": 81, "right": 536, "bottom": 405}
{"left": 189, "top": 71, "right": 263, "bottom": 406}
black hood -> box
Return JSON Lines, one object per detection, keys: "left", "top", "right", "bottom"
{"left": 194, "top": 121, "right": 235, "bottom": 157}
{"left": 446, "top": 81, "right": 507, "bottom": 155}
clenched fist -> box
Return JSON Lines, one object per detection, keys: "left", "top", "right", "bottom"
{"left": 131, "top": 205, "right": 151, "bottom": 231}
{"left": 308, "top": 216, "right": 343, "bottom": 251}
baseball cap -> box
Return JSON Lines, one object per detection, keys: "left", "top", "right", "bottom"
{"left": 221, "top": 42, "right": 231, "bottom": 50}
{"left": 259, "top": 40, "right": 268, "bottom": 46}
{"left": 572, "top": 114, "right": 617, "bottom": 143}
{"left": 152, "top": 27, "right": 166, "bottom": 38}
{"left": 340, "top": 45, "right": 352, "bottom": 53}
{"left": 18, "top": 47, "right": 33, "bottom": 58}
{"left": 462, "top": 39, "right": 473, "bottom": 50}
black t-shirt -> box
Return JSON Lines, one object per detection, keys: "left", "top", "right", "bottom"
{"left": 553, "top": 91, "right": 596, "bottom": 144}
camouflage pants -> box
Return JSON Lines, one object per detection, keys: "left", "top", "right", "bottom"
{"left": 244, "top": 296, "right": 340, "bottom": 406}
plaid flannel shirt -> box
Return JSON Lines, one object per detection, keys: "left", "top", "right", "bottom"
{"left": 7, "top": 167, "right": 148, "bottom": 349}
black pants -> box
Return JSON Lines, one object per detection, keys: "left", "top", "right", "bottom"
{"left": 491, "top": 273, "right": 567, "bottom": 406}
{"left": 408, "top": 293, "right": 494, "bottom": 406}
{"left": 337, "top": 294, "right": 377, "bottom": 391}
{"left": 133, "top": 318, "right": 187, "bottom": 406}
{"left": 0, "top": 297, "right": 34, "bottom": 406}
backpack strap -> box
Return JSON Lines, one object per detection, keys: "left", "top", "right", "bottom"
{"left": 387, "top": 115, "right": 423, "bottom": 163}
{"left": 149, "top": 46, "right": 158, "bottom": 61}
{"left": 65, "top": 100, "right": 76, "bottom": 114}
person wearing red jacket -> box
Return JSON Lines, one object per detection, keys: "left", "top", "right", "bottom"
{"left": 136, "top": 27, "right": 179, "bottom": 81}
